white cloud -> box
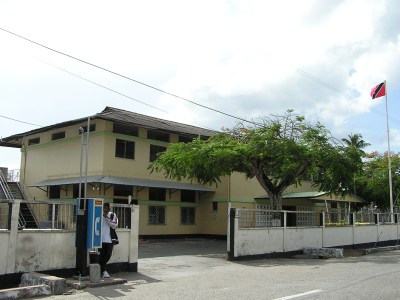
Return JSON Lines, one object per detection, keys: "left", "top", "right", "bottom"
{"left": 1, "top": 0, "right": 400, "bottom": 169}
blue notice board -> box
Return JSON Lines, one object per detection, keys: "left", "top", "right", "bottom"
{"left": 87, "top": 198, "right": 103, "bottom": 249}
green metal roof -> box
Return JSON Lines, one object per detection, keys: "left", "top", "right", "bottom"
{"left": 255, "top": 191, "right": 364, "bottom": 203}
{"left": 255, "top": 191, "right": 327, "bottom": 199}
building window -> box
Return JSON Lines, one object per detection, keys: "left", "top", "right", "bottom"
{"left": 73, "top": 183, "right": 85, "bottom": 199}
{"left": 148, "top": 206, "right": 165, "bottom": 224}
{"left": 52, "top": 131, "right": 65, "bottom": 141}
{"left": 149, "top": 144, "right": 167, "bottom": 162}
{"left": 115, "top": 139, "right": 135, "bottom": 159}
{"left": 149, "top": 187, "right": 166, "bottom": 201}
{"left": 80, "top": 124, "right": 96, "bottom": 133}
{"left": 114, "top": 184, "right": 132, "bottom": 197}
{"left": 212, "top": 202, "right": 218, "bottom": 211}
{"left": 28, "top": 137, "right": 40, "bottom": 145}
{"left": 113, "top": 123, "right": 138, "bottom": 137}
{"left": 49, "top": 185, "right": 61, "bottom": 199}
{"left": 179, "top": 135, "right": 194, "bottom": 143}
{"left": 181, "top": 207, "right": 195, "bottom": 225}
{"left": 181, "top": 190, "right": 196, "bottom": 203}
{"left": 147, "top": 130, "right": 169, "bottom": 142}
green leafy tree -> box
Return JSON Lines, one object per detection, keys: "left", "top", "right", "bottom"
{"left": 355, "top": 151, "right": 400, "bottom": 209}
{"left": 150, "top": 110, "right": 364, "bottom": 211}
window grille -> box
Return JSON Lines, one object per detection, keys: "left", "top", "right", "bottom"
{"left": 148, "top": 206, "right": 165, "bottom": 224}
{"left": 181, "top": 207, "right": 195, "bottom": 224}
{"left": 296, "top": 206, "right": 316, "bottom": 226}
{"left": 255, "top": 204, "right": 273, "bottom": 227}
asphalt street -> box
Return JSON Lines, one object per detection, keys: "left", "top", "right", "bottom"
{"left": 40, "top": 238, "right": 400, "bottom": 300}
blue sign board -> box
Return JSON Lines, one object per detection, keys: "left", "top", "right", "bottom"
{"left": 87, "top": 198, "right": 103, "bottom": 249}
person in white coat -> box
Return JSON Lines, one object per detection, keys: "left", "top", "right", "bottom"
{"left": 99, "top": 202, "right": 118, "bottom": 278}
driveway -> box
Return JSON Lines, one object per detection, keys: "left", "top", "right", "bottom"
{"left": 137, "top": 238, "right": 228, "bottom": 280}
{"left": 45, "top": 240, "right": 400, "bottom": 299}
{"left": 139, "top": 237, "right": 227, "bottom": 258}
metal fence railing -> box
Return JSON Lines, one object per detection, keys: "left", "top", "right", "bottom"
{"left": 26, "top": 201, "right": 77, "bottom": 230}
{"left": 0, "top": 200, "right": 133, "bottom": 230}
{"left": 325, "top": 212, "right": 351, "bottom": 226}
{"left": 237, "top": 209, "right": 321, "bottom": 229}
{"left": 111, "top": 203, "right": 131, "bottom": 229}
{"left": 0, "top": 172, "right": 27, "bottom": 229}
{"left": 236, "top": 208, "right": 400, "bottom": 229}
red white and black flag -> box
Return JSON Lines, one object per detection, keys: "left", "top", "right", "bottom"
{"left": 370, "top": 82, "right": 386, "bottom": 99}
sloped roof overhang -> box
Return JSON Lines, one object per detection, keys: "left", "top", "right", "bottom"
{"left": 30, "top": 175, "right": 215, "bottom": 192}
{"left": 1, "top": 107, "right": 218, "bottom": 148}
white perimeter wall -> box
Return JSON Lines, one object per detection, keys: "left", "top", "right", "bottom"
{"left": 0, "top": 203, "right": 139, "bottom": 275}
{"left": 231, "top": 222, "right": 400, "bottom": 258}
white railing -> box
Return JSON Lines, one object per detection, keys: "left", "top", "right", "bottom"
{"left": 236, "top": 208, "right": 399, "bottom": 229}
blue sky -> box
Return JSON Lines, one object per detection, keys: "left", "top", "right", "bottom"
{"left": 1, "top": 0, "right": 400, "bottom": 170}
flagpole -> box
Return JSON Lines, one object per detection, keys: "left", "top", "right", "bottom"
{"left": 384, "top": 80, "right": 394, "bottom": 220}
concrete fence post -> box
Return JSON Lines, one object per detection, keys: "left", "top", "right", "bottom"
{"left": 128, "top": 205, "right": 139, "bottom": 272}
{"left": 228, "top": 208, "right": 236, "bottom": 261}
{"left": 6, "top": 199, "right": 20, "bottom": 274}
{"left": 375, "top": 213, "right": 379, "bottom": 225}
{"left": 283, "top": 211, "right": 287, "bottom": 252}
{"left": 321, "top": 212, "right": 325, "bottom": 248}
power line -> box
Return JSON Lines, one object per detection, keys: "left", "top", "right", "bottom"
{"left": 0, "top": 114, "right": 41, "bottom": 127}
{"left": 0, "top": 27, "right": 254, "bottom": 125}
{"left": 40, "top": 60, "right": 169, "bottom": 114}
{"left": 2, "top": 27, "right": 397, "bottom": 131}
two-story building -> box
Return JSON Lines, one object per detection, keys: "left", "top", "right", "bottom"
{"left": 1, "top": 106, "right": 364, "bottom": 237}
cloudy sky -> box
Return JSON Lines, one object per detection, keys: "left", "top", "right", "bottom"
{"left": 1, "top": 0, "right": 400, "bottom": 170}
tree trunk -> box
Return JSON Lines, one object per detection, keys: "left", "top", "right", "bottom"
{"left": 270, "top": 193, "right": 283, "bottom": 226}
{"left": 271, "top": 193, "right": 282, "bottom": 211}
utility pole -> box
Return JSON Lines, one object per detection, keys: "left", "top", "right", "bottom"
{"left": 75, "top": 117, "right": 91, "bottom": 276}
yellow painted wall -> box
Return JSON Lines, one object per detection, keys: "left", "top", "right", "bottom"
{"left": 16, "top": 117, "right": 357, "bottom": 237}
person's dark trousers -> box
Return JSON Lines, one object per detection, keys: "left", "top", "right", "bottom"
{"left": 99, "top": 242, "right": 114, "bottom": 273}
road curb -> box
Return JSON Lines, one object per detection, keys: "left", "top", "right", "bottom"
{"left": 363, "top": 245, "right": 400, "bottom": 255}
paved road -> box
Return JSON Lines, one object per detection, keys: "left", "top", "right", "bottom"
{"left": 43, "top": 239, "right": 400, "bottom": 300}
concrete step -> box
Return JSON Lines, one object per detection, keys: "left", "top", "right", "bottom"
{"left": 0, "top": 284, "right": 51, "bottom": 300}
{"left": 20, "top": 272, "right": 67, "bottom": 295}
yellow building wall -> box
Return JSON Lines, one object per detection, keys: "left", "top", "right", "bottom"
{"left": 16, "top": 118, "right": 347, "bottom": 237}
{"left": 20, "top": 120, "right": 107, "bottom": 200}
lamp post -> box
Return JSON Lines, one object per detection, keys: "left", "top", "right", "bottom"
{"left": 75, "top": 117, "right": 91, "bottom": 276}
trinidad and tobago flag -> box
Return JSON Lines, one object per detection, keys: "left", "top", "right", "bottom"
{"left": 370, "top": 82, "right": 386, "bottom": 99}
